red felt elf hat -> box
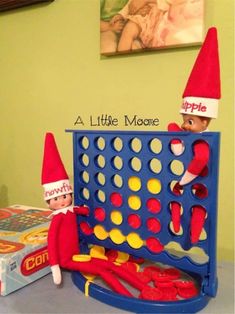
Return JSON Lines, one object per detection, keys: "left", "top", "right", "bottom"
{"left": 41, "top": 132, "right": 72, "bottom": 201}
{"left": 180, "top": 27, "right": 221, "bottom": 119}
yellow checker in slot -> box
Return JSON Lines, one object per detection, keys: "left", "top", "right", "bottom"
{"left": 110, "top": 210, "right": 123, "bottom": 225}
{"left": 109, "top": 229, "right": 126, "bottom": 245}
{"left": 128, "top": 176, "right": 141, "bottom": 192}
{"left": 126, "top": 232, "right": 144, "bottom": 249}
{"left": 128, "top": 195, "right": 141, "bottom": 210}
{"left": 94, "top": 225, "right": 108, "bottom": 241}
{"left": 147, "top": 178, "right": 162, "bottom": 194}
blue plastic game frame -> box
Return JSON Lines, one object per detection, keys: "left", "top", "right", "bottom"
{"left": 67, "top": 130, "right": 220, "bottom": 313}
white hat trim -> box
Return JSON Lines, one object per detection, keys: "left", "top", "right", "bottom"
{"left": 43, "top": 179, "right": 73, "bottom": 200}
{"left": 180, "top": 97, "right": 218, "bottom": 118}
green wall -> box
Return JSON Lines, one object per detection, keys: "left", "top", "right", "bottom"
{"left": 0, "top": 0, "right": 234, "bottom": 261}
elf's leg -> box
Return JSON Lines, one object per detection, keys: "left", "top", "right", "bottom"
{"left": 171, "top": 182, "right": 183, "bottom": 233}
{"left": 190, "top": 185, "right": 207, "bottom": 244}
{"left": 171, "top": 201, "right": 181, "bottom": 233}
{"left": 190, "top": 205, "right": 206, "bottom": 244}
{"left": 92, "top": 258, "right": 146, "bottom": 291}
{"left": 65, "top": 260, "right": 133, "bottom": 297}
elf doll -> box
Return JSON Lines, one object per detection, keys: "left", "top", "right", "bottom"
{"left": 168, "top": 27, "right": 221, "bottom": 243}
{"left": 41, "top": 132, "right": 148, "bottom": 297}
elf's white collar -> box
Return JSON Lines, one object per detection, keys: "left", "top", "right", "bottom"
{"left": 49, "top": 205, "right": 74, "bottom": 218}
{"left": 198, "top": 128, "right": 209, "bottom": 134}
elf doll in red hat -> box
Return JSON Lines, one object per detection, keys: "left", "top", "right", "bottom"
{"left": 41, "top": 132, "right": 148, "bottom": 297}
{"left": 168, "top": 27, "right": 221, "bottom": 244}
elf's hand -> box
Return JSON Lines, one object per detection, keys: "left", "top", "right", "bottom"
{"left": 167, "top": 122, "right": 183, "bottom": 132}
{"left": 171, "top": 142, "right": 185, "bottom": 156}
{"left": 167, "top": 123, "right": 185, "bottom": 156}
{"left": 51, "top": 264, "right": 62, "bottom": 285}
{"left": 74, "top": 206, "right": 90, "bottom": 216}
{"left": 179, "top": 170, "right": 197, "bottom": 185}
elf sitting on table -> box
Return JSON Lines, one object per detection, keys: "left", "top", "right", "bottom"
{"left": 168, "top": 27, "right": 221, "bottom": 244}
{"left": 41, "top": 132, "right": 148, "bottom": 297}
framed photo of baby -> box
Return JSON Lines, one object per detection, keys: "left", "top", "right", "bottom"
{"left": 100, "top": 0, "right": 205, "bottom": 55}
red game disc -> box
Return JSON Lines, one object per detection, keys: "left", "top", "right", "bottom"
{"left": 94, "top": 207, "right": 106, "bottom": 222}
{"left": 146, "top": 217, "right": 161, "bottom": 233}
{"left": 152, "top": 271, "right": 172, "bottom": 282}
{"left": 110, "top": 192, "right": 123, "bottom": 207}
{"left": 143, "top": 265, "right": 162, "bottom": 279}
{"left": 146, "top": 198, "right": 161, "bottom": 213}
{"left": 177, "top": 286, "right": 198, "bottom": 299}
{"left": 163, "top": 268, "right": 180, "bottom": 280}
{"left": 158, "top": 286, "right": 178, "bottom": 301}
{"left": 155, "top": 281, "right": 174, "bottom": 288}
{"left": 79, "top": 222, "right": 93, "bottom": 235}
{"left": 174, "top": 280, "right": 195, "bottom": 289}
{"left": 136, "top": 272, "right": 152, "bottom": 284}
{"left": 127, "top": 214, "right": 141, "bottom": 229}
{"left": 139, "top": 287, "right": 163, "bottom": 301}
{"left": 146, "top": 237, "right": 164, "bottom": 253}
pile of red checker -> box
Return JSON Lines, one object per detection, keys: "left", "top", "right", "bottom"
{"left": 106, "top": 250, "right": 199, "bottom": 301}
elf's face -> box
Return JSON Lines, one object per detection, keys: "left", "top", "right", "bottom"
{"left": 49, "top": 194, "right": 72, "bottom": 210}
{"left": 181, "top": 114, "right": 210, "bottom": 133}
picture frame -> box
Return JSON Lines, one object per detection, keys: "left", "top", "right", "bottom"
{"left": 100, "top": 0, "right": 205, "bottom": 55}
{"left": 0, "top": 0, "right": 54, "bottom": 12}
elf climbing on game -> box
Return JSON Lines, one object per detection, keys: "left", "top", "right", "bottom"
{"left": 168, "top": 27, "right": 221, "bottom": 244}
{"left": 41, "top": 132, "right": 149, "bottom": 297}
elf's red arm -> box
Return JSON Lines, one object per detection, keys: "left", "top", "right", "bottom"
{"left": 187, "top": 140, "right": 210, "bottom": 175}
{"left": 74, "top": 206, "right": 89, "bottom": 216}
{"left": 168, "top": 123, "right": 183, "bottom": 144}
{"left": 47, "top": 214, "right": 63, "bottom": 266}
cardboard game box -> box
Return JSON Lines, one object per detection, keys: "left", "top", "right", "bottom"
{"left": 0, "top": 205, "right": 52, "bottom": 296}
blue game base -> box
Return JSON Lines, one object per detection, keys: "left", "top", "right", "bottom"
{"left": 71, "top": 271, "right": 211, "bottom": 313}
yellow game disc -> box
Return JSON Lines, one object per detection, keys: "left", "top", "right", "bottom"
{"left": 128, "top": 176, "right": 141, "bottom": 192}
{"left": 94, "top": 225, "right": 108, "bottom": 240}
{"left": 126, "top": 232, "right": 144, "bottom": 249}
{"left": 128, "top": 195, "right": 141, "bottom": 210}
{"left": 109, "top": 229, "right": 126, "bottom": 245}
{"left": 116, "top": 251, "right": 130, "bottom": 264}
{"left": 90, "top": 245, "right": 107, "bottom": 260}
{"left": 110, "top": 210, "right": 123, "bottom": 225}
{"left": 72, "top": 254, "right": 91, "bottom": 262}
{"left": 147, "top": 178, "right": 162, "bottom": 194}
{"left": 82, "top": 273, "right": 96, "bottom": 282}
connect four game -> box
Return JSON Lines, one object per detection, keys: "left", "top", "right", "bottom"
{"left": 67, "top": 130, "right": 220, "bottom": 313}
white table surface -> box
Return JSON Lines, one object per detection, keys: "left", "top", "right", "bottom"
{"left": 0, "top": 262, "right": 234, "bottom": 314}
